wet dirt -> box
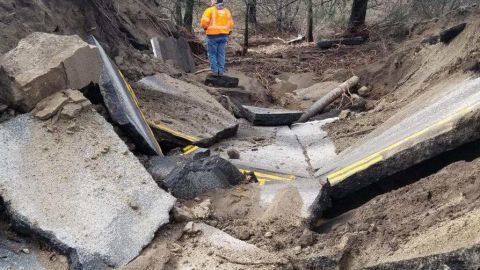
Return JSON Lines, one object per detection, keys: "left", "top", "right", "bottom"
{"left": 313, "top": 156, "right": 480, "bottom": 268}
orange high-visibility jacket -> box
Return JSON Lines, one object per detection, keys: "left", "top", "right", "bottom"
{"left": 201, "top": 6, "right": 234, "bottom": 36}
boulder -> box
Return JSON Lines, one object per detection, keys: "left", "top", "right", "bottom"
{"left": 0, "top": 109, "right": 175, "bottom": 269}
{"left": 0, "top": 32, "right": 101, "bottom": 111}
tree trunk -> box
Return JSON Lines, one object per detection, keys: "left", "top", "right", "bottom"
{"left": 348, "top": 0, "right": 368, "bottom": 30}
{"left": 183, "top": 0, "right": 194, "bottom": 32}
{"left": 248, "top": 0, "right": 257, "bottom": 24}
{"left": 244, "top": 1, "right": 250, "bottom": 49}
{"left": 175, "top": 0, "right": 183, "bottom": 26}
{"left": 306, "top": 0, "right": 313, "bottom": 42}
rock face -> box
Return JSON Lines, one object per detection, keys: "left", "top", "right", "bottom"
{"left": 0, "top": 109, "right": 175, "bottom": 269}
{"left": 0, "top": 32, "right": 101, "bottom": 111}
{"left": 135, "top": 73, "right": 238, "bottom": 147}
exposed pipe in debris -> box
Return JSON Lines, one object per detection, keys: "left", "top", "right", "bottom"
{"left": 297, "top": 76, "right": 360, "bottom": 123}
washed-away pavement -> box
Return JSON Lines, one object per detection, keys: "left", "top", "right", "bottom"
{"left": 0, "top": 108, "right": 175, "bottom": 269}
{"left": 212, "top": 118, "right": 338, "bottom": 221}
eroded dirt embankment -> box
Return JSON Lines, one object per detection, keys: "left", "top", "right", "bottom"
{"left": 325, "top": 7, "right": 480, "bottom": 153}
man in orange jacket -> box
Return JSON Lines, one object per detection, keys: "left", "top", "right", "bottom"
{"left": 201, "top": 0, "right": 234, "bottom": 76}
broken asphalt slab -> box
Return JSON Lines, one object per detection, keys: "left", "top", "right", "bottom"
{"left": 0, "top": 32, "right": 101, "bottom": 112}
{"left": 205, "top": 74, "right": 239, "bottom": 88}
{"left": 241, "top": 105, "right": 303, "bottom": 126}
{"left": 150, "top": 36, "right": 196, "bottom": 73}
{"left": 0, "top": 228, "right": 69, "bottom": 270}
{"left": 134, "top": 73, "right": 238, "bottom": 147}
{"left": 0, "top": 109, "right": 175, "bottom": 269}
{"left": 316, "top": 77, "right": 480, "bottom": 200}
{"left": 93, "top": 37, "right": 163, "bottom": 156}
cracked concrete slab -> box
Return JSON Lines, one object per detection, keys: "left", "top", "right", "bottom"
{"left": 291, "top": 119, "right": 338, "bottom": 172}
{"left": 0, "top": 109, "right": 175, "bottom": 269}
{"left": 212, "top": 119, "right": 337, "bottom": 221}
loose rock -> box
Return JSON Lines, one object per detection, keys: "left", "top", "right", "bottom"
{"left": 33, "top": 92, "right": 69, "bottom": 120}
{"left": 227, "top": 149, "right": 240, "bottom": 159}
{"left": 60, "top": 103, "right": 83, "bottom": 119}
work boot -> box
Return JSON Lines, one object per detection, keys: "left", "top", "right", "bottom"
{"left": 210, "top": 71, "right": 219, "bottom": 77}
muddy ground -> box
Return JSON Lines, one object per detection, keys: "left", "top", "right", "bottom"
{"left": 1, "top": 2, "right": 480, "bottom": 270}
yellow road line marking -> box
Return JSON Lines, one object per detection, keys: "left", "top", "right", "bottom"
{"left": 239, "top": 169, "right": 296, "bottom": 186}
{"left": 120, "top": 71, "right": 201, "bottom": 144}
{"left": 329, "top": 155, "right": 383, "bottom": 185}
{"left": 181, "top": 145, "right": 200, "bottom": 155}
{"left": 148, "top": 120, "right": 200, "bottom": 143}
{"left": 327, "top": 104, "right": 477, "bottom": 185}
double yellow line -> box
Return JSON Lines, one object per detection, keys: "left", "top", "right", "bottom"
{"left": 328, "top": 104, "right": 478, "bottom": 185}
{"left": 239, "top": 169, "right": 297, "bottom": 186}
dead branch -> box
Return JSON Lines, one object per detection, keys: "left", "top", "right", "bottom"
{"left": 297, "top": 76, "right": 360, "bottom": 123}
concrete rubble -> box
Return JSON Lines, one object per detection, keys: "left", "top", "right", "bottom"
{"left": 0, "top": 108, "right": 175, "bottom": 269}
{"left": 32, "top": 89, "right": 90, "bottom": 120}
{"left": 0, "top": 32, "right": 101, "bottom": 112}
{"left": 135, "top": 73, "right": 239, "bottom": 147}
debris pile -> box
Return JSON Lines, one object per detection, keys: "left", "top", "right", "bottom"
{"left": 0, "top": 4, "right": 480, "bottom": 270}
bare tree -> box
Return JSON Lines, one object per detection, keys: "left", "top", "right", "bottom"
{"left": 183, "top": 0, "right": 194, "bottom": 31}
{"left": 306, "top": 0, "right": 313, "bottom": 41}
{"left": 348, "top": 0, "right": 368, "bottom": 31}
{"left": 175, "top": 0, "right": 183, "bottom": 26}
{"left": 248, "top": 0, "right": 257, "bottom": 24}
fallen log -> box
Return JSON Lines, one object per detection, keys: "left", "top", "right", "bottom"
{"left": 297, "top": 76, "right": 360, "bottom": 123}
{"left": 317, "top": 36, "right": 366, "bottom": 49}
{"left": 287, "top": 35, "right": 305, "bottom": 44}
{"left": 440, "top": 23, "right": 466, "bottom": 44}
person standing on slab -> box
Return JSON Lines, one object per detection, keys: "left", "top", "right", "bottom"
{"left": 201, "top": 0, "right": 234, "bottom": 76}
